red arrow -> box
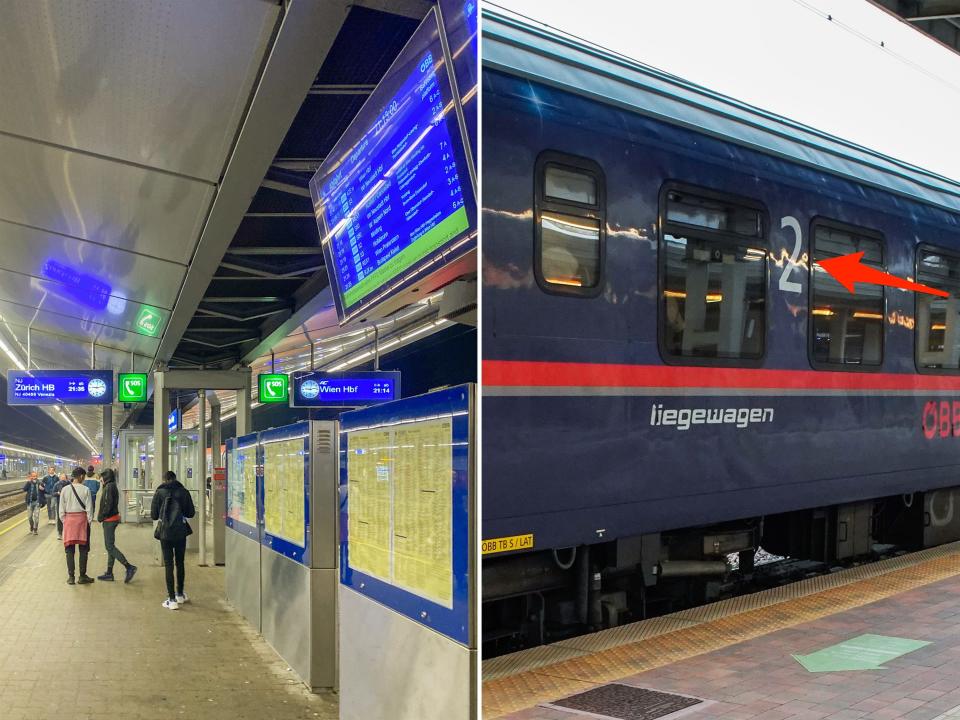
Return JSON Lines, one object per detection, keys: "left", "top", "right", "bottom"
{"left": 817, "top": 252, "right": 948, "bottom": 298}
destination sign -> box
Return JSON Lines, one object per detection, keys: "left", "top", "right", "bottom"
{"left": 291, "top": 371, "right": 400, "bottom": 408}
{"left": 7, "top": 370, "right": 113, "bottom": 406}
{"left": 311, "top": 12, "right": 475, "bottom": 322}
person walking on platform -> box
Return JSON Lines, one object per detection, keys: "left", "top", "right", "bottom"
{"left": 53, "top": 473, "right": 70, "bottom": 539}
{"left": 151, "top": 470, "right": 194, "bottom": 610}
{"left": 22, "top": 471, "right": 45, "bottom": 535}
{"left": 60, "top": 467, "right": 95, "bottom": 585}
{"left": 96, "top": 469, "right": 137, "bottom": 583}
{"left": 42, "top": 466, "right": 58, "bottom": 525}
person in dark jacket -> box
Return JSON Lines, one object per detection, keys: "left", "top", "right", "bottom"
{"left": 150, "top": 470, "right": 195, "bottom": 610}
{"left": 96, "top": 469, "right": 137, "bottom": 583}
{"left": 53, "top": 473, "right": 70, "bottom": 539}
{"left": 83, "top": 465, "right": 100, "bottom": 516}
{"left": 41, "top": 466, "right": 58, "bottom": 524}
{"left": 22, "top": 471, "right": 45, "bottom": 535}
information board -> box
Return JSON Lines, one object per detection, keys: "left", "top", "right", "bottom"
{"left": 311, "top": 9, "right": 477, "bottom": 323}
{"left": 226, "top": 434, "right": 260, "bottom": 540}
{"left": 291, "top": 370, "right": 400, "bottom": 408}
{"left": 262, "top": 435, "right": 307, "bottom": 548}
{"left": 340, "top": 384, "right": 474, "bottom": 646}
{"left": 6, "top": 369, "right": 113, "bottom": 405}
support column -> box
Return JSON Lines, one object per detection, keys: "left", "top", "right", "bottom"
{"left": 236, "top": 367, "right": 253, "bottom": 437}
{"left": 198, "top": 390, "right": 207, "bottom": 567}
{"left": 153, "top": 371, "right": 169, "bottom": 488}
{"left": 102, "top": 404, "right": 113, "bottom": 469}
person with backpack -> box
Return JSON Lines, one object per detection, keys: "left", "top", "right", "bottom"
{"left": 59, "top": 467, "right": 95, "bottom": 585}
{"left": 96, "top": 468, "right": 137, "bottom": 584}
{"left": 22, "top": 471, "right": 45, "bottom": 535}
{"left": 151, "top": 470, "right": 195, "bottom": 610}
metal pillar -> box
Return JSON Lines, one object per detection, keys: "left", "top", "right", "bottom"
{"left": 153, "top": 371, "right": 170, "bottom": 487}
{"left": 102, "top": 404, "right": 112, "bottom": 469}
{"left": 236, "top": 367, "right": 253, "bottom": 436}
{"left": 198, "top": 390, "right": 207, "bottom": 566}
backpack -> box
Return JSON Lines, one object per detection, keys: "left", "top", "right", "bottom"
{"left": 154, "top": 488, "right": 192, "bottom": 541}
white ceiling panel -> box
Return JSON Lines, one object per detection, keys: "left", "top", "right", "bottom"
{"left": 0, "top": 301, "right": 161, "bottom": 359}
{"left": 0, "top": 134, "right": 214, "bottom": 264}
{"left": 0, "top": 219, "right": 185, "bottom": 309}
{"left": 0, "top": 0, "right": 280, "bottom": 183}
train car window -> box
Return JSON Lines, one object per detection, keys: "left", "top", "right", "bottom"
{"left": 916, "top": 245, "right": 960, "bottom": 371}
{"left": 810, "top": 221, "right": 884, "bottom": 368}
{"left": 660, "top": 186, "right": 767, "bottom": 362}
{"left": 534, "top": 152, "right": 605, "bottom": 296}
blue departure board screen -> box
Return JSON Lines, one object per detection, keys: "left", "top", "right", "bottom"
{"left": 7, "top": 369, "right": 113, "bottom": 406}
{"left": 291, "top": 371, "right": 401, "bottom": 408}
{"left": 311, "top": 8, "right": 477, "bottom": 323}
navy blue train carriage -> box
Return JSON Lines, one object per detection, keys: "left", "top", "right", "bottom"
{"left": 480, "top": 10, "right": 960, "bottom": 652}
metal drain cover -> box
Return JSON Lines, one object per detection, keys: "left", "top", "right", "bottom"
{"left": 545, "top": 684, "right": 703, "bottom": 720}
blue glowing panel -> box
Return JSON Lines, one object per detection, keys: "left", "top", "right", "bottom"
{"left": 311, "top": 8, "right": 477, "bottom": 323}
{"left": 291, "top": 371, "right": 401, "bottom": 408}
{"left": 168, "top": 409, "right": 180, "bottom": 432}
{"left": 7, "top": 369, "right": 113, "bottom": 406}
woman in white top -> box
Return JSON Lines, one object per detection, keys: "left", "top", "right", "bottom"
{"left": 59, "top": 467, "right": 95, "bottom": 585}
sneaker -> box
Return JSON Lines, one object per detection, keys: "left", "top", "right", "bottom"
{"left": 56, "top": 535, "right": 62, "bottom": 540}
{"left": 66, "top": 577, "right": 75, "bottom": 585}
{"left": 124, "top": 565, "right": 138, "bottom": 584}
{"left": 77, "top": 575, "right": 94, "bottom": 585}
{"left": 175, "top": 593, "right": 189, "bottom": 604}
{"left": 162, "top": 598, "right": 179, "bottom": 610}
{"left": 97, "top": 573, "right": 114, "bottom": 582}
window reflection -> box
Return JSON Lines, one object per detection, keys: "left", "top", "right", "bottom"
{"left": 917, "top": 248, "right": 960, "bottom": 370}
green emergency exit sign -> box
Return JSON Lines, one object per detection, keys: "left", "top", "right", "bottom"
{"left": 117, "top": 373, "right": 148, "bottom": 403}
{"left": 258, "top": 373, "right": 289, "bottom": 403}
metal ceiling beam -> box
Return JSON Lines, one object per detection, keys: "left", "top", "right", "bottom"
{"left": 202, "top": 296, "right": 284, "bottom": 302}
{"left": 226, "top": 246, "right": 323, "bottom": 255}
{"left": 308, "top": 83, "right": 376, "bottom": 95}
{"left": 271, "top": 157, "right": 325, "bottom": 172}
{"left": 261, "top": 178, "right": 311, "bottom": 197}
{"left": 245, "top": 211, "right": 314, "bottom": 217}
{"left": 905, "top": 0, "right": 960, "bottom": 20}
{"left": 154, "top": 0, "right": 350, "bottom": 366}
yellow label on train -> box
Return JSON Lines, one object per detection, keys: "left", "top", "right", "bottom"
{"left": 482, "top": 534, "right": 534, "bottom": 555}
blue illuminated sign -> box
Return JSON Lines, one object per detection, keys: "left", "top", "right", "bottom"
{"left": 291, "top": 371, "right": 401, "bottom": 408}
{"left": 42, "top": 260, "right": 112, "bottom": 310}
{"left": 168, "top": 409, "right": 179, "bottom": 432}
{"left": 6, "top": 369, "right": 113, "bottom": 406}
{"left": 311, "top": 10, "right": 477, "bottom": 323}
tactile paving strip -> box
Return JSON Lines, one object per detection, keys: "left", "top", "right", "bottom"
{"left": 483, "top": 543, "right": 960, "bottom": 718}
{"left": 546, "top": 684, "right": 702, "bottom": 720}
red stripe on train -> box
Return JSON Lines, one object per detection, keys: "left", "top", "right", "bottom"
{"left": 482, "top": 360, "right": 960, "bottom": 391}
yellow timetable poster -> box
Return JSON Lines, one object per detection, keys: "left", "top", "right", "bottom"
{"left": 392, "top": 418, "right": 453, "bottom": 608}
{"left": 263, "top": 437, "right": 306, "bottom": 545}
{"left": 347, "top": 429, "right": 392, "bottom": 582}
{"left": 240, "top": 451, "right": 258, "bottom": 527}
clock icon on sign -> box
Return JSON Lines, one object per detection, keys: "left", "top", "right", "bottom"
{"left": 301, "top": 380, "right": 320, "bottom": 400}
{"left": 87, "top": 378, "right": 107, "bottom": 398}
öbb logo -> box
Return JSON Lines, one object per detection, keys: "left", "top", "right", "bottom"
{"left": 922, "top": 401, "right": 960, "bottom": 439}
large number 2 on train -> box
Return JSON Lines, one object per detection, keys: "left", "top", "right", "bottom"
{"left": 778, "top": 216, "right": 803, "bottom": 293}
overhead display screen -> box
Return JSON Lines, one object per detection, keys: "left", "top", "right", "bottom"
{"left": 7, "top": 369, "right": 113, "bottom": 406}
{"left": 310, "top": 8, "right": 477, "bottom": 323}
{"left": 291, "top": 371, "right": 400, "bottom": 408}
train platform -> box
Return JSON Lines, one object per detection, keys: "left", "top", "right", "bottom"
{"left": 0, "top": 511, "right": 336, "bottom": 720}
{"left": 483, "top": 543, "right": 960, "bottom": 720}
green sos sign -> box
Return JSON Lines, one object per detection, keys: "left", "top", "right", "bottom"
{"left": 117, "top": 373, "right": 148, "bottom": 403}
{"left": 258, "top": 373, "right": 289, "bottom": 403}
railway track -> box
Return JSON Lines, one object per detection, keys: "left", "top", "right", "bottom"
{"left": 0, "top": 489, "right": 26, "bottom": 524}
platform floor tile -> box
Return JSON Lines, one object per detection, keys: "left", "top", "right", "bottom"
{"left": 0, "top": 518, "right": 337, "bottom": 720}
{"left": 485, "top": 548, "right": 960, "bottom": 719}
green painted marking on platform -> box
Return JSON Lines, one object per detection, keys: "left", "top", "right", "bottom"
{"left": 792, "top": 634, "right": 931, "bottom": 672}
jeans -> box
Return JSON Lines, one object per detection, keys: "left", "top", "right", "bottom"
{"left": 27, "top": 502, "right": 40, "bottom": 531}
{"left": 65, "top": 541, "right": 89, "bottom": 578}
{"left": 102, "top": 521, "right": 129, "bottom": 573}
{"left": 160, "top": 537, "right": 187, "bottom": 600}
{"left": 46, "top": 495, "right": 57, "bottom": 520}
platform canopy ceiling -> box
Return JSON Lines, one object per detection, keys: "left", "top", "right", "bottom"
{"left": 0, "top": 0, "right": 406, "bottom": 455}
{"left": 873, "top": 0, "right": 960, "bottom": 53}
